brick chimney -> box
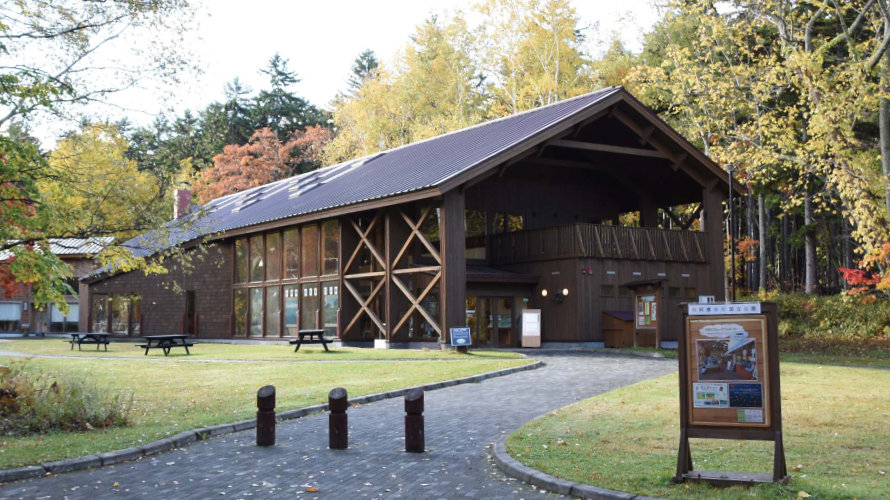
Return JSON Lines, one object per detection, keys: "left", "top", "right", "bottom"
{"left": 173, "top": 188, "right": 192, "bottom": 219}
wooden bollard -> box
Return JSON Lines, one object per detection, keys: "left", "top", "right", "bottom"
{"left": 405, "top": 388, "right": 424, "bottom": 453}
{"left": 256, "top": 385, "right": 276, "bottom": 446}
{"left": 328, "top": 387, "right": 348, "bottom": 449}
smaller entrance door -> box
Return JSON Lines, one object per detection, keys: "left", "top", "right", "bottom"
{"left": 466, "top": 296, "right": 515, "bottom": 347}
{"left": 185, "top": 291, "right": 196, "bottom": 335}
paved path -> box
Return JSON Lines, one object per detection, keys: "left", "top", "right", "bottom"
{"left": 0, "top": 352, "right": 676, "bottom": 499}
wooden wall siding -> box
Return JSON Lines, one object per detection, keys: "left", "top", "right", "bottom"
{"left": 490, "top": 223, "right": 708, "bottom": 266}
{"left": 81, "top": 243, "right": 233, "bottom": 336}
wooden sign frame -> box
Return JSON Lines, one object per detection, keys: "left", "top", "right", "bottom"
{"left": 675, "top": 302, "right": 787, "bottom": 485}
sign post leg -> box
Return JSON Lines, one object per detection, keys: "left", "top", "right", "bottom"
{"left": 673, "top": 428, "right": 692, "bottom": 482}
{"left": 773, "top": 431, "right": 788, "bottom": 482}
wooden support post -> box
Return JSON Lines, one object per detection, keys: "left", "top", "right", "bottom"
{"left": 440, "top": 190, "right": 466, "bottom": 348}
{"left": 702, "top": 186, "right": 726, "bottom": 300}
{"left": 639, "top": 198, "right": 658, "bottom": 228}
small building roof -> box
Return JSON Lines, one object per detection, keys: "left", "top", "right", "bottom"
{"left": 1, "top": 237, "right": 113, "bottom": 260}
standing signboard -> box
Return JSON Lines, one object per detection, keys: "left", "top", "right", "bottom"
{"left": 675, "top": 301, "right": 787, "bottom": 485}
{"left": 521, "top": 309, "right": 541, "bottom": 348}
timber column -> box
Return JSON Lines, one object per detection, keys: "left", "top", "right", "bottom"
{"left": 702, "top": 185, "right": 726, "bottom": 300}
{"left": 439, "top": 189, "right": 466, "bottom": 348}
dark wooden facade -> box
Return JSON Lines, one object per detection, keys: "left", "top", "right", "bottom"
{"left": 82, "top": 89, "right": 736, "bottom": 346}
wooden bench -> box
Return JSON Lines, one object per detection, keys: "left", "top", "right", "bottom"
{"left": 68, "top": 333, "right": 111, "bottom": 351}
{"left": 137, "top": 335, "right": 195, "bottom": 356}
{"left": 289, "top": 329, "right": 330, "bottom": 352}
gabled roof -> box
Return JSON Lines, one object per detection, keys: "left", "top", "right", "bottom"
{"left": 1, "top": 237, "right": 114, "bottom": 260}
{"left": 101, "top": 86, "right": 731, "bottom": 271}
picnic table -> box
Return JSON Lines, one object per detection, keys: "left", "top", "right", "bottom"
{"left": 137, "top": 335, "right": 195, "bottom": 356}
{"left": 68, "top": 332, "right": 111, "bottom": 351}
{"left": 288, "top": 329, "right": 330, "bottom": 352}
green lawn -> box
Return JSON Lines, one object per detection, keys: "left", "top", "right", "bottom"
{"left": 0, "top": 345, "right": 531, "bottom": 469}
{"left": 0, "top": 338, "right": 524, "bottom": 360}
{"left": 507, "top": 362, "right": 890, "bottom": 499}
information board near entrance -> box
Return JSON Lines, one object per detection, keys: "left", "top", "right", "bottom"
{"left": 675, "top": 301, "right": 787, "bottom": 485}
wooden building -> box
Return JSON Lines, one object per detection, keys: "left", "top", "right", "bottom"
{"left": 82, "top": 87, "right": 738, "bottom": 347}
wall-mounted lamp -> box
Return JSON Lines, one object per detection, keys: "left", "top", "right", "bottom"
{"left": 541, "top": 288, "right": 569, "bottom": 304}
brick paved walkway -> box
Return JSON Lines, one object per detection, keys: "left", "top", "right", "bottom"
{"left": 0, "top": 352, "right": 676, "bottom": 499}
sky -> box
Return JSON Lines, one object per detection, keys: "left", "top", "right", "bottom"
{"left": 39, "top": 0, "right": 661, "bottom": 144}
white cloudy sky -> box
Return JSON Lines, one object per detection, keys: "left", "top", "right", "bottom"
{"left": 35, "top": 0, "right": 661, "bottom": 144}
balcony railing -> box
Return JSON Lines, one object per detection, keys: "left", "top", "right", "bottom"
{"left": 488, "top": 223, "right": 708, "bottom": 265}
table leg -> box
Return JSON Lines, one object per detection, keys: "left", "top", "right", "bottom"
{"left": 144, "top": 342, "right": 150, "bottom": 355}
{"left": 70, "top": 338, "right": 74, "bottom": 351}
{"left": 184, "top": 343, "right": 190, "bottom": 355}
{"left": 294, "top": 340, "right": 301, "bottom": 352}
{"left": 322, "top": 339, "right": 329, "bottom": 352}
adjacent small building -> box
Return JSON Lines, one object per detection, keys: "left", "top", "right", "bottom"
{"left": 1, "top": 237, "right": 112, "bottom": 335}
{"left": 81, "top": 87, "right": 739, "bottom": 347}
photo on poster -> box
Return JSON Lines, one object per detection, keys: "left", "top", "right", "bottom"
{"left": 693, "top": 382, "right": 729, "bottom": 408}
{"left": 696, "top": 338, "right": 758, "bottom": 381}
{"left": 728, "top": 383, "right": 763, "bottom": 408}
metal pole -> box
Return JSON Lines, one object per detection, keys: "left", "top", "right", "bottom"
{"left": 728, "top": 165, "right": 736, "bottom": 302}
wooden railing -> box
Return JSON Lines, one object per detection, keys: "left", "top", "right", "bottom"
{"left": 489, "top": 223, "right": 708, "bottom": 265}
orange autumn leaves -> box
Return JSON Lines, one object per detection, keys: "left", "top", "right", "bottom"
{"left": 193, "top": 125, "right": 332, "bottom": 204}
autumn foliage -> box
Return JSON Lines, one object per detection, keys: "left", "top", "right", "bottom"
{"left": 193, "top": 125, "right": 332, "bottom": 204}
{"left": 839, "top": 243, "right": 890, "bottom": 296}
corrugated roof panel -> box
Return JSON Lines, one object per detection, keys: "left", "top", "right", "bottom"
{"left": 98, "top": 87, "right": 621, "bottom": 269}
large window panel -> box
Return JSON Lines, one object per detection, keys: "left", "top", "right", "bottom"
{"left": 322, "top": 220, "right": 339, "bottom": 276}
{"left": 110, "top": 295, "right": 130, "bottom": 334}
{"left": 234, "top": 239, "right": 248, "bottom": 283}
{"left": 233, "top": 289, "right": 247, "bottom": 336}
{"left": 266, "top": 232, "right": 281, "bottom": 281}
{"left": 249, "top": 236, "right": 264, "bottom": 282}
{"left": 249, "top": 287, "right": 263, "bottom": 336}
{"left": 91, "top": 294, "right": 108, "bottom": 332}
{"left": 265, "top": 285, "right": 280, "bottom": 336}
{"left": 301, "top": 225, "right": 319, "bottom": 277}
{"left": 0, "top": 303, "right": 22, "bottom": 332}
{"left": 322, "top": 281, "right": 338, "bottom": 337}
{"left": 131, "top": 296, "right": 141, "bottom": 335}
{"left": 283, "top": 285, "right": 299, "bottom": 336}
{"left": 301, "top": 283, "right": 318, "bottom": 330}
{"left": 284, "top": 228, "right": 300, "bottom": 279}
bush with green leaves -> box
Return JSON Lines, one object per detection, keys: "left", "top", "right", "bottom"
{"left": 0, "top": 361, "right": 132, "bottom": 436}
{"left": 770, "top": 293, "right": 890, "bottom": 339}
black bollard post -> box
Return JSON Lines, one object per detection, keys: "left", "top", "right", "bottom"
{"left": 405, "top": 388, "right": 424, "bottom": 453}
{"left": 256, "top": 385, "right": 276, "bottom": 446}
{"left": 328, "top": 387, "right": 348, "bottom": 449}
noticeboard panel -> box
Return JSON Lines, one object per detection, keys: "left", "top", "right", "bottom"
{"left": 686, "top": 315, "right": 770, "bottom": 428}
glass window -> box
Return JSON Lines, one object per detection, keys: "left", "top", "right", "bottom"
{"left": 233, "top": 289, "right": 247, "bottom": 336}
{"left": 284, "top": 285, "right": 299, "bottom": 336}
{"left": 0, "top": 302, "right": 22, "bottom": 332}
{"left": 322, "top": 221, "right": 339, "bottom": 275}
{"left": 249, "top": 288, "right": 263, "bottom": 336}
{"left": 50, "top": 303, "right": 80, "bottom": 333}
{"left": 265, "top": 285, "right": 280, "bottom": 336}
{"left": 249, "top": 236, "right": 264, "bottom": 282}
{"left": 302, "top": 225, "right": 319, "bottom": 277}
{"left": 301, "top": 283, "right": 318, "bottom": 330}
{"left": 110, "top": 295, "right": 130, "bottom": 334}
{"left": 131, "top": 296, "right": 141, "bottom": 335}
{"left": 465, "top": 210, "right": 487, "bottom": 259}
{"left": 266, "top": 232, "right": 281, "bottom": 281}
{"left": 322, "top": 281, "right": 339, "bottom": 337}
{"left": 91, "top": 294, "right": 108, "bottom": 332}
{"left": 284, "top": 228, "right": 300, "bottom": 279}
{"left": 234, "top": 239, "right": 248, "bottom": 283}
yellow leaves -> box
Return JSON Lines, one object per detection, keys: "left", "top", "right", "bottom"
{"left": 797, "top": 491, "right": 811, "bottom": 498}
{"left": 305, "top": 487, "right": 319, "bottom": 493}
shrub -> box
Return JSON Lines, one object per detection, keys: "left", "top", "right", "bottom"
{"left": 771, "top": 293, "right": 890, "bottom": 339}
{"left": 0, "top": 361, "right": 132, "bottom": 436}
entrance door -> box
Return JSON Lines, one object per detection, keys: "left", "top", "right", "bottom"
{"left": 466, "top": 296, "right": 515, "bottom": 347}
{"left": 185, "top": 290, "right": 196, "bottom": 335}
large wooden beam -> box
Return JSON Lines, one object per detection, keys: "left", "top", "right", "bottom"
{"left": 549, "top": 139, "right": 667, "bottom": 159}
{"left": 439, "top": 189, "right": 466, "bottom": 347}
{"left": 702, "top": 186, "right": 726, "bottom": 300}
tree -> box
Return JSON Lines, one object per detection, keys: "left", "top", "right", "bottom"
{"left": 0, "top": 0, "right": 196, "bottom": 310}
{"left": 477, "top": 0, "right": 594, "bottom": 115}
{"left": 347, "top": 50, "right": 380, "bottom": 94}
{"left": 193, "top": 125, "right": 332, "bottom": 204}
{"left": 253, "top": 54, "right": 327, "bottom": 140}
{"left": 41, "top": 123, "right": 162, "bottom": 239}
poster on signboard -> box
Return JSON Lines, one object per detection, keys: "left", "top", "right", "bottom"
{"left": 686, "top": 316, "right": 769, "bottom": 427}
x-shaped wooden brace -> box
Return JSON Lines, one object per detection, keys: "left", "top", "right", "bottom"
{"left": 392, "top": 207, "right": 441, "bottom": 268}
{"left": 342, "top": 278, "right": 386, "bottom": 335}
{"left": 390, "top": 272, "right": 442, "bottom": 335}
{"left": 344, "top": 214, "right": 386, "bottom": 274}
